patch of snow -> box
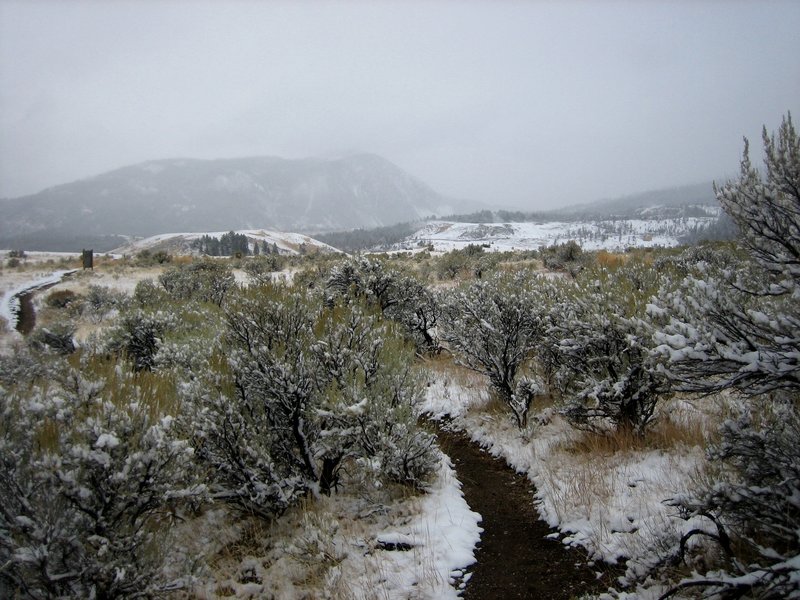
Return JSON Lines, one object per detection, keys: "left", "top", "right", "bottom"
{"left": 423, "top": 369, "right": 707, "bottom": 584}
{"left": 346, "top": 452, "right": 482, "bottom": 599}
{"left": 396, "top": 218, "right": 717, "bottom": 253}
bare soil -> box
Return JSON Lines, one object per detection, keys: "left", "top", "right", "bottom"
{"left": 15, "top": 291, "right": 37, "bottom": 335}
{"left": 434, "top": 423, "right": 621, "bottom": 599}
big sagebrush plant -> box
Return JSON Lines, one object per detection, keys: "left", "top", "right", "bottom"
{"left": 0, "top": 360, "right": 204, "bottom": 599}
{"left": 644, "top": 114, "right": 800, "bottom": 598}
{"left": 440, "top": 271, "right": 554, "bottom": 428}
{"left": 183, "top": 284, "right": 437, "bottom": 519}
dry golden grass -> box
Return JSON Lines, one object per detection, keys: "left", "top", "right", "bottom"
{"left": 595, "top": 250, "right": 628, "bottom": 269}
{"left": 423, "top": 353, "right": 481, "bottom": 385}
{"left": 559, "top": 400, "right": 717, "bottom": 456}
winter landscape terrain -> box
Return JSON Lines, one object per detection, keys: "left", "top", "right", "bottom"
{"left": 395, "top": 214, "right": 719, "bottom": 253}
{"left": 0, "top": 154, "right": 469, "bottom": 252}
{"left": 1, "top": 119, "right": 798, "bottom": 600}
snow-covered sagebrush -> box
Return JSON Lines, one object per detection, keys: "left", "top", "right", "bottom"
{"left": 0, "top": 361, "right": 204, "bottom": 599}
{"left": 182, "top": 284, "right": 437, "bottom": 518}
{"left": 325, "top": 256, "right": 440, "bottom": 353}
{"left": 644, "top": 114, "right": 800, "bottom": 598}
{"left": 440, "top": 271, "right": 553, "bottom": 428}
{"left": 548, "top": 263, "right": 670, "bottom": 435}
{"left": 158, "top": 260, "right": 235, "bottom": 307}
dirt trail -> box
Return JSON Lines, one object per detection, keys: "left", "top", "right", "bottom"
{"left": 435, "top": 424, "right": 619, "bottom": 599}
{"left": 16, "top": 291, "right": 37, "bottom": 334}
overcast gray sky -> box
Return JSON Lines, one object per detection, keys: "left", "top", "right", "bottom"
{"left": 1, "top": 0, "right": 798, "bottom": 209}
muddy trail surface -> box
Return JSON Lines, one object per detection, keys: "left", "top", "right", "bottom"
{"left": 16, "top": 291, "right": 37, "bottom": 335}
{"left": 435, "top": 423, "right": 620, "bottom": 599}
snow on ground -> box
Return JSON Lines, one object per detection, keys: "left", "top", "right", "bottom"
{"left": 0, "top": 269, "right": 78, "bottom": 331}
{"left": 398, "top": 218, "right": 715, "bottom": 253}
{"left": 343, "top": 453, "right": 482, "bottom": 599}
{"left": 421, "top": 366, "right": 709, "bottom": 596}
{"left": 184, "top": 453, "right": 481, "bottom": 599}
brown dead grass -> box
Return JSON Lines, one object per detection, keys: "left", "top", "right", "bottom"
{"left": 561, "top": 403, "right": 715, "bottom": 456}
{"left": 595, "top": 250, "right": 628, "bottom": 269}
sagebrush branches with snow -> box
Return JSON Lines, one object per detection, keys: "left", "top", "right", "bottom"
{"left": 642, "top": 113, "right": 800, "bottom": 598}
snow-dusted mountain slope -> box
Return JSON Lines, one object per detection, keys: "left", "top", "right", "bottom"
{"left": 396, "top": 217, "right": 717, "bottom": 252}
{"left": 112, "top": 229, "right": 341, "bottom": 256}
{"left": 0, "top": 154, "right": 458, "bottom": 251}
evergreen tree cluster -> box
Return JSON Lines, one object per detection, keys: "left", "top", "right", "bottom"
{"left": 192, "top": 231, "right": 280, "bottom": 257}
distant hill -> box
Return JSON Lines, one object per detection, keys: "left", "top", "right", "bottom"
{"left": 552, "top": 182, "right": 718, "bottom": 219}
{"left": 0, "top": 154, "right": 461, "bottom": 252}
{"left": 318, "top": 182, "right": 729, "bottom": 252}
{"left": 395, "top": 215, "right": 721, "bottom": 254}
{"left": 111, "top": 229, "right": 341, "bottom": 257}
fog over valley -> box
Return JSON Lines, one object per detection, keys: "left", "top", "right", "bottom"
{"left": 1, "top": 1, "right": 798, "bottom": 215}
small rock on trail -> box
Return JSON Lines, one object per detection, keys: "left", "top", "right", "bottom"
{"left": 435, "top": 423, "right": 620, "bottom": 599}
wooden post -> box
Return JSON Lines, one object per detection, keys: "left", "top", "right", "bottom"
{"left": 82, "top": 249, "right": 94, "bottom": 270}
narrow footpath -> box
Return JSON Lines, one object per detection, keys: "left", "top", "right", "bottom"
{"left": 435, "top": 424, "right": 619, "bottom": 599}
{"left": 16, "top": 291, "right": 37, "bottom": 334}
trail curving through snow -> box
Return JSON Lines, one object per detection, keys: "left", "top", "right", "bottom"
{"left": 0, "top": 270, "right": 77, "bottom": 333}
{"left": 434, "top": 422, "right": 620, "bottom": 599}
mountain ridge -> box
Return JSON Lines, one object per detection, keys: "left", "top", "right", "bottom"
{"left": 0, "top": 154, "right": 459, "bottom": 251}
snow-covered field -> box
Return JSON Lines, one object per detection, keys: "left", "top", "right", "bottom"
{"left": 398, "top": 218, "right": 716, "bottom": 253}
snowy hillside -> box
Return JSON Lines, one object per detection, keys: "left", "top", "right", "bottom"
{"left": 112, "top": 229, "right": 342, "bottom": 256}
{"left": 396, "top": 216, "right": 717, "bottom": 252}
{"left": 0, "top": 154, "right": 460, "bottom": 251}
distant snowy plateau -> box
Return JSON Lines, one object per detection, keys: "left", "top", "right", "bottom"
{"left": 396, "top": 215, "right": 719, "bottom": 253}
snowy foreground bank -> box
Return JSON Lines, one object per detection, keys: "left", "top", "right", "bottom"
{"left": 182, "top": 452, "right": 481, "bottom": 599}
{"left": 342, "top": 453, "right": 482, "bottom": 599}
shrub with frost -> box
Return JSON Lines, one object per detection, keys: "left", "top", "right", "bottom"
{"left": 643, "top": 114, "right": 800, "bottom": 597}
{"left": 183, "top": 284, "right": 436, "bottom": 518}
{"left": 637, "top": 404, "right": 800, "bottom": 600}
{"left": 440, "top": 271, "right": 551, "bottom": 428}
{"left": 158, "top": 260, "right": 235, "bottom": 307}
{"left": 243, "top": 254, "right": 284, "bottom": 286}
{"left": 325, "top": 256, "right": 441, "bottom": 353}
{"left": 549, "top": 264, "right": 669, "bottom": 435}
{"left": 131, "top": 278, "right": 170, "bottom": 308}
{"left": 29, "top": 322, "right": 76, "bottom": 355}
{"left": 82, "top": 284, "right": 128, "bottom": 322}
{"left": 0, "top": 361, "right": 204, "bottom": 598}
{"left": 102, "top": 309, "right": 178, "bottom": 371}
{"left": 652, "top": 114, "right": 800, "bottom": 397}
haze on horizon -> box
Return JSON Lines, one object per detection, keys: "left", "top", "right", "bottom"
{"left": 1, "top": 0, "right": 798, "bottom": 211}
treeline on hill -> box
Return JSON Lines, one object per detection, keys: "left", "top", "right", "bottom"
{"left": 192, "top": 231, "right": 280, "bottom": 256}
{"left": 314, "top": 221, "right": 419, "bottom": 252}
{"left": 1, "top": 115, "right": 798, "bottom": 599}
